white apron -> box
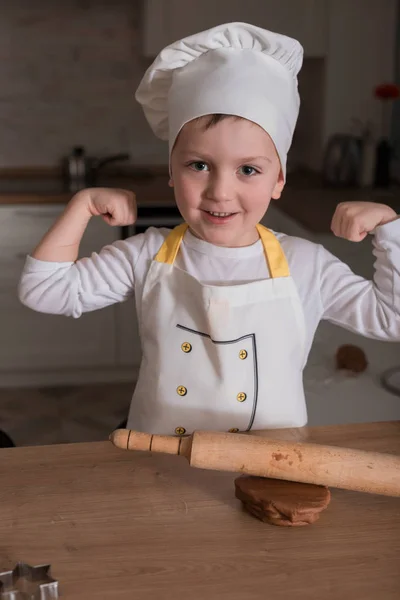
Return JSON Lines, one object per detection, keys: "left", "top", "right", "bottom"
{"left": 127, "top": 223, "right": 307, "bottom": 435}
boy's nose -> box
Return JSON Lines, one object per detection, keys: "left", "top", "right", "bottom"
{"left": 205, "top": 173, "right": 235, "bottom": 203}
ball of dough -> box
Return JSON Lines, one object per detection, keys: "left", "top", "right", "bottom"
{"left": 335, "top": 344, "right": 368, "bottom": 374}
{"left": 235, "top": 476, "right": 331, "bottom": 527}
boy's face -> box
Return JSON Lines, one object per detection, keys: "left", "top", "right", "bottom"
{"left": 169, "top": 116, "right": 284, "bottom": 247}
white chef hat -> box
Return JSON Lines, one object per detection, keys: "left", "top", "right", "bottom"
{"left": 135, "top": 22, "right": 303, "bottom": 179}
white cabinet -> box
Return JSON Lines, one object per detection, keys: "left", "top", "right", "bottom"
{"left": 0, "top": 204, "right": 122, "bottom": 373}
{"left": 143, "top": 0, "right": 328, "bottom": 58}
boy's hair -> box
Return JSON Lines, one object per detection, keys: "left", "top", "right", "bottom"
{"left": 195, "top": 113, "right": 242, "bottom": 130}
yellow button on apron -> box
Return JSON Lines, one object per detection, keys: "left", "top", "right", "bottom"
{"left": 181, "top": 342, "right": 192, "bottom": 353}
{"left": 229, "top": 428, "right": 239, "bottom": 433}
{"left": 175, "top": 427, "right": 186, "bottom": 435}
{"left": 177, "top": 386, "right": 187, "bottom": 396}
{"left": 237, "top": 392, "right": 247, "bottom": 402}
{"left": 239, "top": 349, "right": 248, "bottom": 360}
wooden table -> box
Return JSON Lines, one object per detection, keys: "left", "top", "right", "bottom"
{"left": 1, "top": 422, "right": 399, "bottom": 599}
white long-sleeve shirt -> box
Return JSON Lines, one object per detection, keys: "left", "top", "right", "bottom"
{"left": 18, "top": 220, "right": 400, "bottom": 361}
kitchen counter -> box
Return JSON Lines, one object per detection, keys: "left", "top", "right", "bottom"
{"left": 1, "top": 421, "right": 399, "bottom": 600}
{"left": 0, "top": 172, "right": 176, "bottom": 206}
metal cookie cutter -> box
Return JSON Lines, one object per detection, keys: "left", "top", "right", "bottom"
{"left": 0, "top": 562, "right": 58, "bottom": 599}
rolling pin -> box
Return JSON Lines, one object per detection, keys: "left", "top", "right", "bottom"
{"left": 110, "top": 429, "right": 400, "bottom": 497}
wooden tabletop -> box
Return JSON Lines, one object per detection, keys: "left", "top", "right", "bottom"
{"left": 1, "top": 422, "right": 399, "bottom": 599}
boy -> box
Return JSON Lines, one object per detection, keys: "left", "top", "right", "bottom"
{"left": 18, "top": 23, "right": 400, "bottom": 436}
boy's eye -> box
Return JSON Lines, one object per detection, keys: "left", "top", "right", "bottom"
{"left": 189, "top": 161, "right": 209, "bottom": 171}
{"left": 240, "top": 165, "right": 258, "bottom": 176}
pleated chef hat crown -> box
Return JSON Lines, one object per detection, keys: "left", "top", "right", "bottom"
{"left": 135, "top": 22, "right": 304, "bottom": 179}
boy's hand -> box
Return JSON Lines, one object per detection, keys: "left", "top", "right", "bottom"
{"left": 331, "top": 202, "right": 397, "bottom": 242}
{"left": 83, "top": 188, "right": 137, "bottom": 226}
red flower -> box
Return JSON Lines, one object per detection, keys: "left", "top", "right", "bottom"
{"left": 374, "top": 83, "right": 400, "bottom": 100}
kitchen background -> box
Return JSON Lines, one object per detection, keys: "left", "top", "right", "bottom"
{"left": 0, "top": 0, "right": 400, "bottom": 448}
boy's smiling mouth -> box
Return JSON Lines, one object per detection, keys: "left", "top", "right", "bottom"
{"left": 201, "top": 209, "right": 238, "bottom": 224}
{"left": 208, "top": 211, "right": 235, "bottom": 217}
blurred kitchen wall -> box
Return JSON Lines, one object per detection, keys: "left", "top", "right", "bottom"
{"left": 0, "top": 0, "right": 397, "bottom": 172}
{"left": 0, "top": 0, "right": 168, "bottom": 168}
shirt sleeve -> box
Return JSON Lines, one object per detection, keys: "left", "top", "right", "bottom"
{"left": 17, "top": 234, "right": 147, "bottom": 318}
{"left": 318, "top": 218, "right": 400, "bottom": 340}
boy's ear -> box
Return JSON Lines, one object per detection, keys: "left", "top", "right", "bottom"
{"left": 271, "top": 170, "right": 285, "bottom": 200}
{"left": 168, "top": 177, "right": 174, "bottom": 187}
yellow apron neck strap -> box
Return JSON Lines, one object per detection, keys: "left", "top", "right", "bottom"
{"left": 155, "top": 222, "right": 290, "bottom": 278}
{"left": 154, "top": 223, "right": 189, "bottom": 265}
{"left": 255, "top": 223, "right": 290, "bottom": 278}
